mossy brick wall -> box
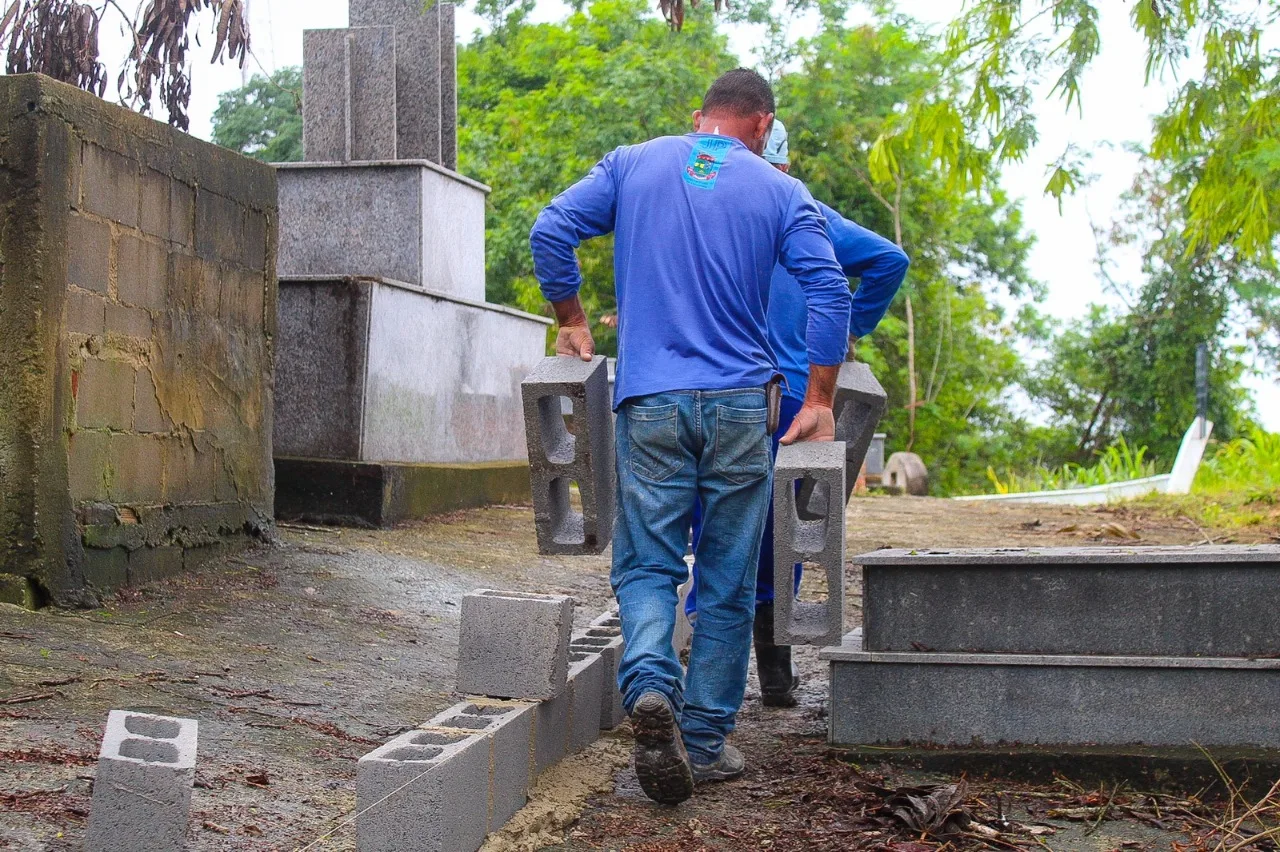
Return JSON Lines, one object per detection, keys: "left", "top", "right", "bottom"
{"left": 0, "top": 74, "right": 277, "bottom": 607}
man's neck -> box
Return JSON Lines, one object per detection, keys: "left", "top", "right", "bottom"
{"left": 696, "top": 112, "right": 761, "bottom": 152}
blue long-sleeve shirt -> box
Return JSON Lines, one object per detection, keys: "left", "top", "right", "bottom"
{"left": 530, "top": 134, "right": 852, "bottom": 406}
{"left": 770, "top": 201, "right": 909, "bottom": 401}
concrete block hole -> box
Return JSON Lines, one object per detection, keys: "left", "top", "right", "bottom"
{"left": 441, "top": 716, "right": 494, "bottom": 731}
{"left": 785, "top": 477, "right": 832, "bottom": 552}
{"left": 118, "top": 738, "right": 179, "bottom": 763}
{"left": 535, "top": 394, "right": 577, "bottom": 464}
{"left": 409, "top": 731, "right": 468, "bottom": 746}
{"left": 586, "top": 626, "right": 621, "bottom": 638}
{"left": 123, "top": 716, "right": 181, "bottom": 739}
{"left": 382, "top": 746, "right": 443, "bottom": 762}
{"left": 548, "top": 477, "right": 586, "bottom": 546}
{"left": 460, "top": 704, "right": 509, "bottom": 717}
{"left": 573, "top": 636, "right": 611, "bottom": 647}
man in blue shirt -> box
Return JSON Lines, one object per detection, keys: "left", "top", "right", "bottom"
{"left": 688, "top": 120, "right": 909, "bottom": 707}
{"left": 530, "top": 69, "right": 852, "bottom": 805}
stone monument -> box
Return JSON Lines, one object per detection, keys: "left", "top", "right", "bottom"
{"left": 272, "top": 0, "right": 551, "bottom": 526}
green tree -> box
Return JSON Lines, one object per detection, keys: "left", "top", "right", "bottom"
{"left": 211, "top": 68, "right": 304, "bottom": 164}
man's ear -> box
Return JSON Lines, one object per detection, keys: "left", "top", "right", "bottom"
{"left": 757, "top": 112, "right": 776, "bottom": 143}
{"left": 692, "top": 110, "right": 703, "bottom": 132}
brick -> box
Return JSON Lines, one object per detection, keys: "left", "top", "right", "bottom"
{"left": 801, "top": 362, "right": 887, "bottom": 516}
{"left": 69, "top": 430, "right": 112, "bottom": 502}
{"left": 133, "top": 369, "right": 169, "bottom": 434}
{"left": 117, "top": 233, "right": 169, "bottom": 310}
{"left": 356, "top": 727, "right": 490, "bottom": 852}
{"left": 85, "top": 710, "right": 197, "bottom": 852}
{"left": 127, "top": 547, "right": 184, "bottom": 586}
{"left": 67, "top": 213, "right": 111, "bottom": 293}
{"left": 424, "top": 700, "right": 535, "bottom": 832}
{"left": 106, "top": 302, "right": 152, "bottom": 339}
{"left": 138, "top": 168, "right": 171, "bottom": 241}
{"left": 195, "top": 190, "right": 245, "bottom": 264}
{"left": 774, "top": 441, "right": 846, "bottom": 647}
{"left": 576, "top": 622, "right": 625, "bottom": 730}
{"left": 457, "top": 589, "right": 573, "bottom": 700}
{"left": 566, "top": 649, "right": 604, "bottom": 753}
{"left": 169, "top": 180, "right": 195, "bottom": 247}
{"left": 81, "top": 144, "right": 140, "bottom": 227}
{"left": 520, "top": 356, "right": 615, "bottom": 555}
{"left": 67, "top": 290, "right": 107, "bottom": 334}
{"left": 108, "top": 434, "right": 164, "bottom": 505}
{"left": 82, "top": 547, "right": 129, "bottom": 589}
{"left": 76, "top": 359, "right": 134, "bottom": 430}
{"left": 241, "top": 210, "right": 269, "bottom": 271}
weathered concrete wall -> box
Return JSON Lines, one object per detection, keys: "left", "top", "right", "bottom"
{"left": 0, "top": 74, "right": 278, "bottom": 606}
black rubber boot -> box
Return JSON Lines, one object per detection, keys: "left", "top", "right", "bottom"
{"left": 754, "top": 602, "right": 799, "bottom": 707}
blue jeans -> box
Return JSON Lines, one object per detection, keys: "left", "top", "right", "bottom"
{"left": 687, "top": 395, "right": 805, "bottom": 614}
{"left": 612, "top": 388, "right": 773, "bottom": 764}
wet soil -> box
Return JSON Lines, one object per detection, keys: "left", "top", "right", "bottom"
{"left": 1, "top": 497, "right": 1275, "bottom": 850}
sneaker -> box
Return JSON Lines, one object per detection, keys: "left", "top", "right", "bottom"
{"left": 691, "top": 744, "right": 746, "bottom": 783}
{"left": 630, "top": 691, "right": 694, "bottom": 805}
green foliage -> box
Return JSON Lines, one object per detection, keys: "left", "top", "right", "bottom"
{"left": 984, "top": 436, "right": 1158, "bottom": 495}
{"left": 1195, "top": 428, "right": 1280, "bottom": 497}
{"left": 457, "top": 0, "right": 736, "bottom": 349}
{"left": 211, "top": 67, "right": 304, "bottom": 163}
{"left": 870, "top": 0, "right": 1280, "bottom": 263}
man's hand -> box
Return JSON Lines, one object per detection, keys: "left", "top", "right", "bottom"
{"left": 780, "top": 362, "right": 840, "bottom": 445}
{"left": 552, "top": 295, "right": 595, "bottom": 361}
{"left": 779, "top": 403, "right": 835, "bottom": 444}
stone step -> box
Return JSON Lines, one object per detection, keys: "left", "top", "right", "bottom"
{"left": 821, "top": 631, "right": 1280, "bottom": 748}
{"left": 858, "top": 545, "right": 1280, "bottom": 657}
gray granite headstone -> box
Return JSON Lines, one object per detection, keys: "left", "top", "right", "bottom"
{"left": 349, "top": 27, "right": 398, "bottom": 161}
{"left": 440, "top": 2, "right": 457, "bottom": 169}
{"left": 302, "top": 30, "right": 348, "bottom": 162}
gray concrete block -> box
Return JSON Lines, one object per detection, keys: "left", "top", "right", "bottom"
{"left": 85, "top": 710, "right": 197, "bottom": 852}
{"left": 357, "top": 727, "right": 490, "bottom": 852}
{"left": 302, "top": 29, "right": 348, "bottom": 162}
{"left": 532, "top": 680, "right": 569, "bottom": 777}
{"left": 520, "top": 356, "right": 615, "bottom": 555}
{"left": 859, "top": 545, "right": 1280, "bottom": 657}
{"left": 774, "top": 442, "right": 846, "bottom": 647}
{"left": 349, "top": 27, "right": 398, "bottom": 162}
{"left": 424, "top": 700, "right": 535, "bottom": 833}
{"left": 801, "top": 362, "right": 886, "bottom": 515}
{"left": 457, "top": 589, "right": 573, "bottom": 700}
{"left": 576, "top": 622, "right": 625, "bottom": 729}
{"left": 566, "top": 650, "right": 605, "bottom": 753}
{"left": 821, "top": 637, "right": 1280, "bottom": 748}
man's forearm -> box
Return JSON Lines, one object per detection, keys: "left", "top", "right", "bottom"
{"left": 552, "top": 295, "right": 589, "bottom": 328}
{"left": 804, "top": 363, "right": 839, "bottom": 409}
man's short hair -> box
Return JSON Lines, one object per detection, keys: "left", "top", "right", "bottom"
{"left": 701, "top": 68, "right": 775, "bottom": 118}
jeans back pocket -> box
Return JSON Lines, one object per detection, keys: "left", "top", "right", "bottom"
{"left": 712, "top": 405, "right": 769, "bottom": 485}
{"left": 626, "top": 403, "right": 682, "bottom": 482}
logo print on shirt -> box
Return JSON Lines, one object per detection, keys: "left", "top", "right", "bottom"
{"left": 683, "top": 138, "right": 732, "bottom": 189}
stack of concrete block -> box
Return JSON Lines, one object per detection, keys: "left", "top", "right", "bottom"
{"left": 422, "top": 701, "right": 536, "bottom": 833}
{"left": 85, "top": 711, "right": 197, "bottom": 852}
{"left": 587, "top": 609, "right": 626, "bottom": 729}
{"left": 774, "top": 442, "right": 847, "bottom": 647}
{"left": 456, "top": 590, "right": 573, "bottom": 700}
{"left": 821, "top": 545, "right": 1280, "bottom": 748}
{"left": 520, "top": 356, "right": 615, "bottom": 555}
{"left": 800, "top": 362, "right": 887, "bottom": 516}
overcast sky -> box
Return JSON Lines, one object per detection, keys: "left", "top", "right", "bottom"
{"left": 144, "top": 0, "right": 1276, "bottom": 429}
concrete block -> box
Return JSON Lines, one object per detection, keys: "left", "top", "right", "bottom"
{"left": 66, "top": 290, "right": 107, "bottom": 334}
{"left": 67, "top": 213, "right": 111, "bottom": 293}
{"left": 85, "top": 710, "right": 197, "bottom": 852}
{"left": 127, "top": 547, "right": 184, "bottom": 586}
{"left": 822, "top": 636, "right": 1280, "bottom": 748}
{"left": 520, "top": 356, "right": 615, "bottom": 555}
{"left": 82, "top": 546, "right": 129, "bottom": 589}
{"left": 81, "top": 144, "right": 139, "bottom": 227}
{"left": 195, "top": 190, "right": 245, "bottom": 266}
{"left": 349, "top": 27, "right": 399, "bottom": 162}
{"left": 801, "top": 362, "right": 886, "bottom": 515}
{"left": 69, "top": 430, "right": 112, "bottom": 502}
{"left": 302, "top": 28, "right": 349, "bottom": 163}
{"left": 457, "top": 589, "right": 573, "bottom": 700}
{"left": 532, "top": 680, "right": 569, "bottom": 777}
{"left": 106, "top": 302, "right": 152, "bottom": 339}
{"left": 576, "top": 622, "right": 625, "bottom": 729}
{"left": 108, "top": 434, "right": 165, "bottom": 505}
{"left": 133, "top": 369, "right": 169, "bottom": 434}
{"left": 138, "top": 168, "right": 171, "bottom": 242}
{"left": 356, "top": 727, "right": 490, "bottom": 852}
{"left": 116, "top": 233, "right": 169, "bottom": 311}
{"left": 423, "top": 700, "right": 535, "bottom": 832}
{"left": 859, "top": 545, "right": 1280, "bottom": 657}
{"left": 169, "top": 180, "right": 195, "bottom": 248}
{"left": 77, "top": 358, "right": 135, "bottom": 430}
{"left": 566, "top": 647, "right": 605, "bottom": 752}
{"left": 774, "top": 441, "right": 846, "bottom": 647}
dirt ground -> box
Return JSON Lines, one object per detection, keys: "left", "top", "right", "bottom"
{"left": 1, "top": 495, "right": 1277, "bottom": 851}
